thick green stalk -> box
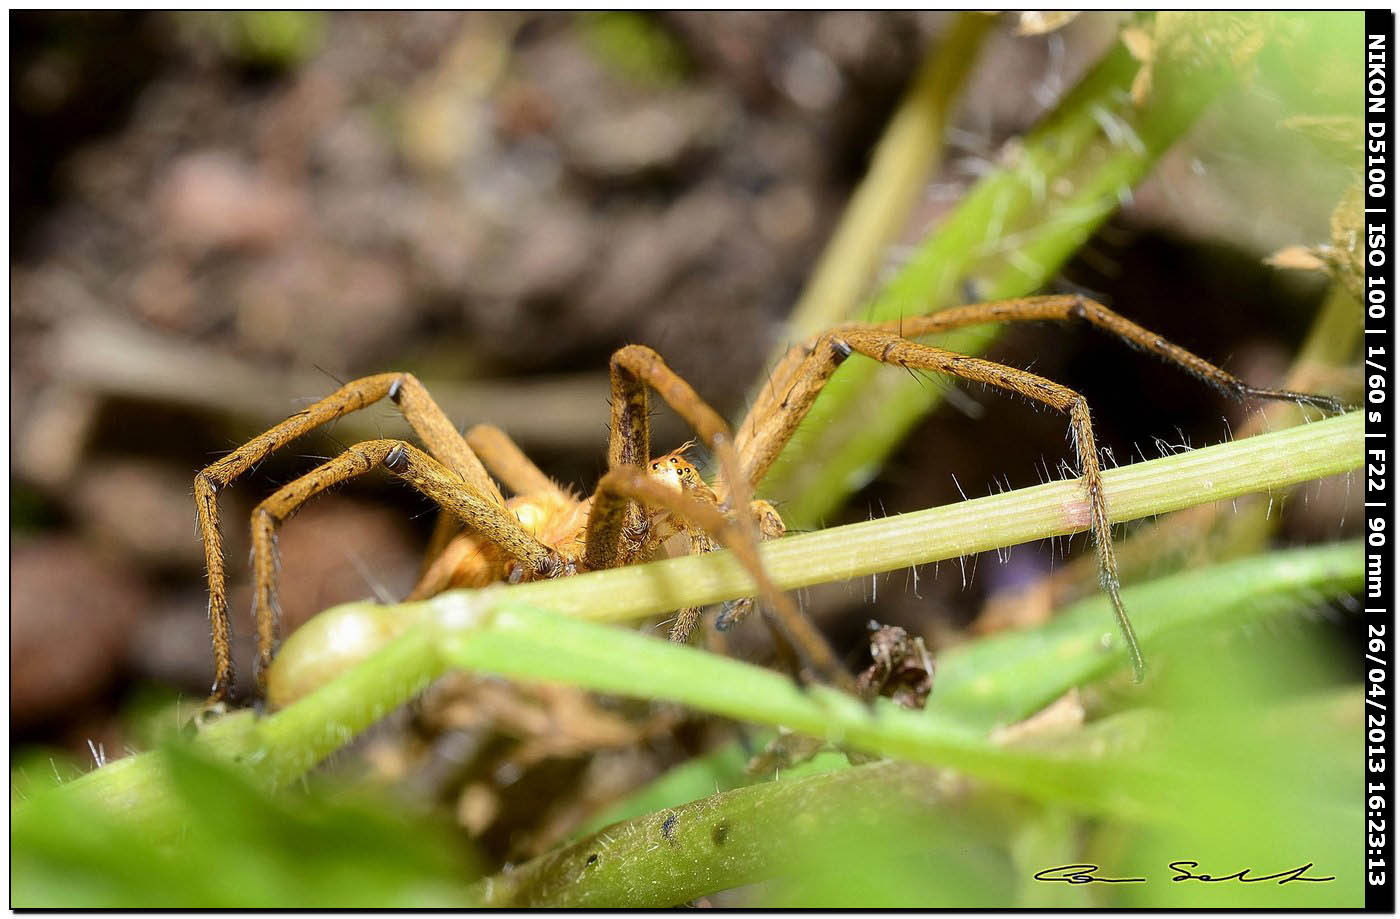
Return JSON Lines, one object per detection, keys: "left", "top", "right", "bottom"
{"left": 764, "top": 32, "right": 1254, "bottom": 527}
{"left": 473, "top": 760, "right": 957, "bottom": 907}
{"left": 259, "top": 410, "right": 1359, "bottom": 704}
{"left": 531, "top": 537, "right": 1365, "bottom": 857}
{"left": 435, "top": 542, "right": 1359, "bottom": 783}
{"left": 480, "top": 688, "right": 1361, "bottom": 908}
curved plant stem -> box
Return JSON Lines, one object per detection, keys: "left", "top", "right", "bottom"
{"left": 271, "top": 409, "right": 1359, "bottom": 666}
{"left": 280, "top": 541, "right": 1362, "bottom": 823}
{"left": 472, "top": 759, "right": 956, "bottom": 908}
{"left": 26, "top": 411, "right": 1360, "bottom": 832}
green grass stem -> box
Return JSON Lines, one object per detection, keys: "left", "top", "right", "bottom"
{"left": 22, "top": 411, "right": 1359, "bottom": 835}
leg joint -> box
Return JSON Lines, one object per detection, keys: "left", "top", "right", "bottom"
{"left": 251, "top": 503, "right": 278, "bottom": 531}
{"left": 383, "top": 442, "right": 410, "bottom": 472}
{"left": 194, "top": 469, "right": 223, "bottom": 501}
{"left": 611, "top": 343, "right": 656, "bottom": 376}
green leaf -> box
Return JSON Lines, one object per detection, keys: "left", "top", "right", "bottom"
{"left": 12, "top": 743, "right": 480, "bottom": 908}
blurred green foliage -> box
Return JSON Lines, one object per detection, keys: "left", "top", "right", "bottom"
{"left": 468, "top": 542, "right": 1360, "bottom": 907}
{"left": 757, "top": 785, "right": 1016, "bottom": 907}
{"left": 598, "top": 613, "right": 1360, "bottom": 908}
{"left": 579, "top": 12, "right": 691, "bottom": 87}
{"left": 764, "top": 10, "right": 1363, "bottom": 527}
{"left": 11, "top": 541, "right": 1360, "bottom": 907}
{"left": 187, "top": 11, "right": 327, "bottom": 70}
{"left": 13, "top": 744, "right": 481, "bottom": 908}
{"left": 746, "top": 633, "right": 1359, "bottom": 908}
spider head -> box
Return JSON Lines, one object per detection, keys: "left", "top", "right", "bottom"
{"left": 648, "top": 441, "right": 705, "bottom": 495}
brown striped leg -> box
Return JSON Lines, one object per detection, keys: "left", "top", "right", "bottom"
{"left": 712, "top": 499, "right": 786, "bottom": 634}
{"left": 584, "top": 465, "right": 854, "bottom": 691}
{"left": 845, "top": 329, "right": 1144, "bottom": 679}
{"left": 466, "top": 424, "right": 570, "bottom": 502}
{"left": 588, "top": 345, "right": 847, "bottom": 688}
{"left": 587, "top": 344, "right": 759, "bottom": 577}
{"left": 728, "top": 295, "right": 1348, "bottom": 681}
{"left": 733, "top": 323, "right": 1147, "bottom": 680}
{"left": 664, "top": 526, "right": 716, "bottom": 646}
{"left": 195, "top": 372, "right": 503, "bottom": 703}
{"left": 589, "top": 345, "right": 756, "bottom": 569}
{"left": 247, "top": 439, "right": 560, "bottom": 691}
{"left": 413, "top": 424, "right": 568, "bottom": 597}
{"left": 735, "top": 294, "right": 1344, "bottom": 496}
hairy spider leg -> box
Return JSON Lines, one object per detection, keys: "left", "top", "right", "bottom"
{"left": 591, "top": 346, "right": 744, "bottom": 565}
{"left": 195, "top": 372, "right": 506, "bottom": 702}
{"left": 734, "top": 294, "right": 1343, "bottom": 496}
{"left": 247, "top": 440, "right": 561, "bottom": 693}
{"left": 408, "top": 424, "right": 578, "bottom": 602}
{"left": 891, "top": 295, "right": 1344, "bottom": 409}
{"left": 466, "top": 423, "right": 572, "bottom": 503}
{"left": 585, "top": 344, "right": 853, "bottom": 691}
{"left": 733, "top": 325, "right": 1144, "bottom": 678}
{"left": 586, "top": 465, "right": 853, "bottom": 691}
{"left": 710, "top": 499, "right": 785, "bottom": 634}
{"left": 725, "top": 294, "right": 1346, "bottom": 681}
{"left": 626, "top": 446, "right": 787, "bottom": 644}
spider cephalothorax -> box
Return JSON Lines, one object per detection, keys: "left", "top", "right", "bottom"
{"left": 416, "top": 443, "right": 725, "bottom": 592}
{"left": 195, "top": 294, "right": 1342, "bottom": 705}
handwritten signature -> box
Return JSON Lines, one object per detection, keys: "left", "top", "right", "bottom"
{"left": 1034, "top": 862, "right": 1335, "bottom": 885}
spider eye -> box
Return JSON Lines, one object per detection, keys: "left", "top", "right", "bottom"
{"left": 669, "top": 457, "right": 678, "bottom": 465}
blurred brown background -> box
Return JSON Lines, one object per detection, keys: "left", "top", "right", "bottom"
{"left": 11, "top": 12, "right": 1356, "bottom": 765}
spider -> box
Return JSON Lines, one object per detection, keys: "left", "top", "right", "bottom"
{"left": 195, "top": 293, "right": 1343, "bottom": 705}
